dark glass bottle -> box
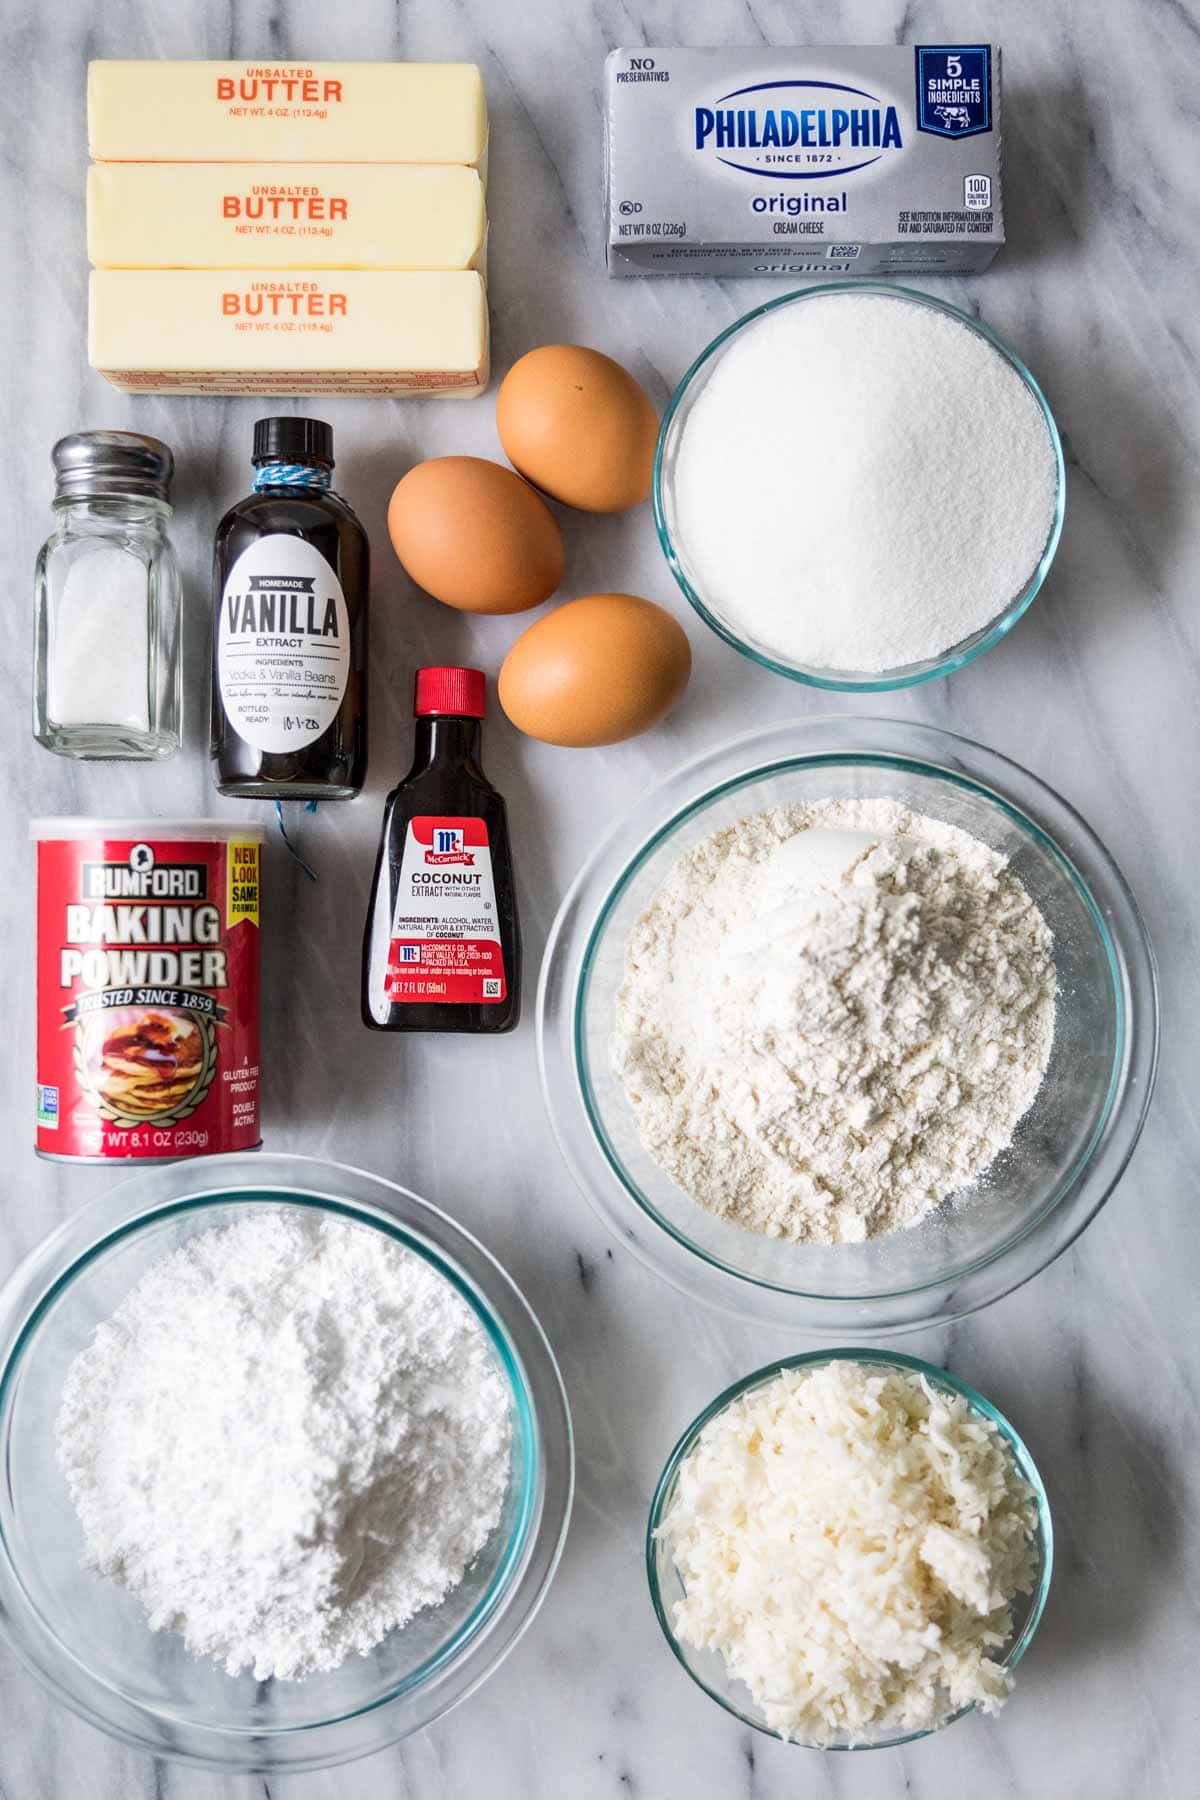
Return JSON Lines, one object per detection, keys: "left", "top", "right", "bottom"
{"left": 211, "top": 416, "right": 368, "bottom": 799}
{"left": 363, "top": 667, "right": 521, "bottom": 1034}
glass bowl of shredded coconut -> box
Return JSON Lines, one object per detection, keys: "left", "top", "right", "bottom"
{"left": 654, "top": 283, "right": 1066, "bottom": 691}
{"left": 0, "top": 1155, "right": 573, "bottom": 1772}
{"left": 647, "top": 1350, "right": 1052, "bottom": 1750}
{"left": 538, "top": 717, "right": 1158, "bottom": 1333}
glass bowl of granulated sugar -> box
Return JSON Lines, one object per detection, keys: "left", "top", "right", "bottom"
{"left": 538, "top": 717, "right": 1158, "bottom": 1333}
{"left": 0, "top": 1156, "right": 573, "bottom": 1773}
{"left": 654, "top": 283, "right": 1066, "bottom": 691}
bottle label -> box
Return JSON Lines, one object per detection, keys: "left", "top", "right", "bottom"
{"left": 386, "top": 816, "right": 507, "bottom": 1004}
{"left": 218, "top": 533, "right": 349, "bottom": 754}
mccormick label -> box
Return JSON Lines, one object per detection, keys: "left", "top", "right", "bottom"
{"left": 34, "top": 828, "right": 262, "bottom": 1162}
{"left": 605, "top": 45, "right": 1003, "bottom": 277}
{"left": 386, "top": 817, "right": 507, "bottom": 1004}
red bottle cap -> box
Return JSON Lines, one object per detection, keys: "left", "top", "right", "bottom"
{"left": 414, "top": 666, "right": 487, "bottom": 719}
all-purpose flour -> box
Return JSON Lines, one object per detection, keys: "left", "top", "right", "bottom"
{"left": 613, "top": 800, "right": 1057, "bottom": 1244}
{"left": 56, "top": 1210, "right": 512, "bottom": 1680}
{"left": 672, "top": 294, "right": 1059, "bottom": 673}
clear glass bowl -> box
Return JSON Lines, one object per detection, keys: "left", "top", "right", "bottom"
{"left": 0, "top": 1155, "right": 574, "bottom": 1773}
{"left": 647, "top": 1348, "right": 1053, "bottom": 1750}
{"left": 537, "top": 718, "right": 1158, "bottom": 1333}
{"left": 653, "top": 283, "right": 1066, "bottom": 692}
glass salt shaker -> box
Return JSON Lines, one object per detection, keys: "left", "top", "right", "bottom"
{"left": 33, "top": 430, "right": 181, "bottom": 759}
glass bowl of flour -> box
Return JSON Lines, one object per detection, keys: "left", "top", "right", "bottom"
{"left": 538, "top": 718, "right": 1158, "bottom": 1332}
{"left": 0, "top": 1155, "right": 573, "bottom": 1771}
{"left": 654, "top": 284, "right": 1066, "bottom": 691}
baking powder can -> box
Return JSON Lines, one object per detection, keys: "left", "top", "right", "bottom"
{"left": 32, "top": 820, "right": 264, "bottom": 1163}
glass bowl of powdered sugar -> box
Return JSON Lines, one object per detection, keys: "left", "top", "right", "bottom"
{"left": 0, "top": 1155, "right": 573, "bottom": 1772}
{"left": 654, "top": 283, "right": 1066, "bottom": 691}
{"left": 538, "top": 717, "right": 1158, "bottom": 1332}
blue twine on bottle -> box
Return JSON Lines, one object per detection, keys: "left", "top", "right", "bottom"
{"left": 274, "top": 800, "right": 320, "bottom": 882}
{"left": 253, "top": 462, "right": 333, "bottom": 492}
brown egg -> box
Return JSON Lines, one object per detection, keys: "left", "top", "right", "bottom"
{"left": 387, "top": 455, "right": 564, "bottom": 615}
{"left": 498, "top": 593, "right": 691, "bottom": 747}
{"left": 496, "top": 345, "right": 659, "bottom": 514}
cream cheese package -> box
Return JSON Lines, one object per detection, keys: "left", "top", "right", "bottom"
{"left": 88, "top": 163, "right": 486, "bottom": 271}
{"left": 89, "top": 269, "right": 489, "bottom": 397}
{"left": 604, "top": 45, "right": 1003, "bottom": 277}
{"left": 88, "top": 60, "right": 488, "bottom": 166}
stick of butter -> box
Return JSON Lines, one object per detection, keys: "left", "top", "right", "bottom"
{"left": 88, "top": 163, "right": 486, "bottom": 271}
{"left": 89, "top": 269, "right": 490, "bottom": 398}
{"left": 88, "top": 61, "right": 487, "bottom": 166}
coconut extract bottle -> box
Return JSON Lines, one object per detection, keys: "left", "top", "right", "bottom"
{"left": 363, "top": 667, "right": 521, "bottom": 1034}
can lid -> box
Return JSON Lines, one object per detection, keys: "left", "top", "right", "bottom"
{"left": 253, "top": 417, "right": 334, "bottom": 468}
{"left": 30, "top": 818, "right": 267, "bottom": 842}
{"left": 414, "top": 667, "right": 487, "bottom": 719}
{"left": 52, "top": 431, "right": 174, "bottom": 504}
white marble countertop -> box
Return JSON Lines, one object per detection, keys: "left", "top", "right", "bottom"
{"left": 2, "top": 2, "right": 1197, "bottom": 1796}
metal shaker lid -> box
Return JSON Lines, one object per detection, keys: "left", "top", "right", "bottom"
{"left": 51, "top": 430, "right": 175, "bottom": 503}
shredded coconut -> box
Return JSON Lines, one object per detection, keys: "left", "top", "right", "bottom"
{"left": 658, "top": 1361, "right": 1039, "bottom": 1744}
{"left": 672, "top": 292, "right": 1059, "bottom": 672}
{"left": 55, "top": 1209, "right": 512, "bottom": 1681}
{"left": 613, "top": 799, "right": 1056, "bottom": 1243}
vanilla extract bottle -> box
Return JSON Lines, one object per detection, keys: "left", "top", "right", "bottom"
{"left": 212, "top": 417, "right": 368, "bottom": 799}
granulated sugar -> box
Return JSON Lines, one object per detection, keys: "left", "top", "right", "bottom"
{"left": 613, "top": 799, "right": 1057, "bottom": 1244}
{"left": 671, "top": 293, "right": 1059, "bottom": 673}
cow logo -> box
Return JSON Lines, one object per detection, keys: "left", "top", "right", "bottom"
{"left": 935, "top": 105, "right": 972, "bottom": 131}
{"left": 915, "top": 46, "right": 992, "bottom": 140}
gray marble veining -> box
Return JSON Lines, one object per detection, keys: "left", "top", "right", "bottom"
{"left": 1, "top": 1, "right": 1198, "bottom": 1796}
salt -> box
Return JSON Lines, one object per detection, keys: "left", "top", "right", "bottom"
{"left": 33, "top": 429, "right": 179, "bottom": 760}
{"left": 47, "top": 545, "right": 150, "bottom": 729}
{"left": 671, "top": 293, "right": 1060, "bottom": 674}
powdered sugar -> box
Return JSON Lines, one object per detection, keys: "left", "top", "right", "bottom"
{"left": 672, "top": 293, "right": 1059, "bottom": 672}
{"left": 613, "top": 799, "right": 1057, "bottom": 1244}
{"left": 55, "top": 1209, "right": 512, "bottom": 1681}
